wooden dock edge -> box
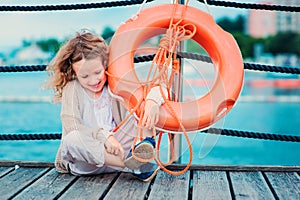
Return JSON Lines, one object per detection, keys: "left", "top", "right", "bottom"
{"left": 0, "top": 160, "right": 299, "bottom": 172}
{"left": 0, "top": 160, "right": 54, "bottom": 168}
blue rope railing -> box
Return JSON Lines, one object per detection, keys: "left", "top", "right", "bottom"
{"left": 1, "top": 53, "right": 300, "bottom": 74}
{"left": 1, "top": 128, "right": 300, "bottom": 142}
{"left": 0, "top": 0, "right": 155, "bottom": 12}
{"left": 0, "top": 0, "right": 299, "bottom": 12}
{"left": 198, "top": 0, "right": 300, "bottom": 12}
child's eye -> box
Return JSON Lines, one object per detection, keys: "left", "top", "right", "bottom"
{"left": 81, "top": 75, "right": 88, "bottom": 78}
{"left": 95, "top": 71, "right": 102, "bottom": 75}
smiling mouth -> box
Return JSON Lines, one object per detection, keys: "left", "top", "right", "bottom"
{"left": 91, "top": 82, "right": 101, "bottom": 88}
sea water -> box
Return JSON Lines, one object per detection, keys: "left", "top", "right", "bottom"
{"left": 0, "top": 71, "right": 300, "bottom": 166}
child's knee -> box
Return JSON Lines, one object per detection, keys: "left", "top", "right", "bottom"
{"left": 143, "top": 128, "right": 154, "bottom": 137}
{"left": 61, "top": 131, "right": 85, "bottom": 162}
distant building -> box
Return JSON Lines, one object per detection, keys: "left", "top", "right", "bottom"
{"left": 274, "top": 0, "right": 300, "bottom": 33}
{"left": 248, "top": 0, "right": 300, "bottom": 38}
{"left": 247, "top": 2, "right": 276, "bottom": 38}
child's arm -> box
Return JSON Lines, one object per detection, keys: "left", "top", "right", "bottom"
{"left": 104, "top": 135, "right": 125, "bottom": 159}
{"left": 142, "top": 85, "right": 167, "bottom": 129}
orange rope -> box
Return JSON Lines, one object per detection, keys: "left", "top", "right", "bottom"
{"left": 155, "top": 132, "right": 175, "bottom": 166}
{"left": 145, "top": 2, "right": 195, "bottom": 175}
{"left": 156, "top": 86, "right": 193, "bottom": 175}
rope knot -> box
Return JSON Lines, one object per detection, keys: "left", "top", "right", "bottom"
{"left": 158, "top": 24, "right": 196, "bottom": 53}
{"left": 158, "top": 28, "right": 179, "bottom": 53}
{"left": 154, "top": 23, "right": 196, "bottom": 68}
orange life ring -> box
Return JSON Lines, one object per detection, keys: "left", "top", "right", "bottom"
{"left": 108, "top": 4, "right": 244, "bottom": 132}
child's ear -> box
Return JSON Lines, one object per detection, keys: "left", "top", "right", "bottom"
{"left": 72, "top": 68, "right": 77, "bottom": 76}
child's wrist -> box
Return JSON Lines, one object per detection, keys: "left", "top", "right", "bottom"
{"left": 99, "top": 128, "right": 113, "bottom": 140}
{"left": 146, "top": 99, "right": 159, "bottom": 105}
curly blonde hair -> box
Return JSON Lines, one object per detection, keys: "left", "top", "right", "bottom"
{"left": 45, "top": 30, "right": 109, "bottom": 102}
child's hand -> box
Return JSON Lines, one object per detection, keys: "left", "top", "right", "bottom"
{"left": 141, "top": 99, "right": 159, "bottom": 129}
{"left": 104, "top": 135, "right": 125, "bottom": 159}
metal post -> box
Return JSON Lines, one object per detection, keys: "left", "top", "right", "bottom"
{"left": 169, "top": 0, "right": 185, "bottom": 164}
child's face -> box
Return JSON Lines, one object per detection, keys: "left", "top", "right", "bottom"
{"left": 72, "top": 57, "right": 107, "bottom": 97}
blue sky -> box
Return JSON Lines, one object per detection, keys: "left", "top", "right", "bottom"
{"left": 0, "top": 0, "right": 258, "bottom": 49}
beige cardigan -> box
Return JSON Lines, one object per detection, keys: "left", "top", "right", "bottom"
{"left": 55, "top": 79, "right": 164, "bottom": 173}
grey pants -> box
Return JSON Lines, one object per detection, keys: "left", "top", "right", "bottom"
{"left": 61, "top": 117, "right": 138, "bottom": 175}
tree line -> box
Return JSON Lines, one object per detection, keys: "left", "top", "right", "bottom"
{"left": 217, "top": 15, "right": 300, "bottom": 58}
{"left": 29, "top": 16, "right": 300, "bottom": 59}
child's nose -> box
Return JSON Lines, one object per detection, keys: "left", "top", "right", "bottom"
{"left": 90, "top": 76, "right": 100, "bottom": 85}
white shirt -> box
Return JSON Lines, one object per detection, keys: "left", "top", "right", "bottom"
{"left": 81, "top": 85, "right": 116, "bottom": 132}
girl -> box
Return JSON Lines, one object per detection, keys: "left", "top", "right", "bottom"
{"left": 46, "top": 30, "right": 164, "bottom": 182}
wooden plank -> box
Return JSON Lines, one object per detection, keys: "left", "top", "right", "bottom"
{"left": 0, "top": 166, "right": 14, "bottom": 177}
{"left": 265, "top": 172, "right": 300, "bottom": 199}
{"left": 230, "top": 171, "right": 275, "bottom": 200}
{"left": 60, "top": 172, "right": 119, "bottom": 199}
{"left": 0, "top": 167, "right": 49, "bottom": 199}
{"left": 168, "top": 164, "right": 300, "bottom": 172}
{"left": 104, "top": 172, "right": 150, "bottom": 200}
{"left": 192, "top": 170, "right": 231, "bottom": 200}
{"left": 148, "top": 170, "right": 190, "bottom": 200}
{"left": 13, "top": 168, "right": 76, "bottom": 199}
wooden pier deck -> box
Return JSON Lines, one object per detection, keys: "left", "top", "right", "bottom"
{"left": 0, "top": 161, "right": 299, "bottom": 199}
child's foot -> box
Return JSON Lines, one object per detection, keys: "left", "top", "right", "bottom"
{"left": 124, "top": 137, "right": 155, "bottom": 170}
{"left": 132, "top": 162, "right": 160, "bottom": 182}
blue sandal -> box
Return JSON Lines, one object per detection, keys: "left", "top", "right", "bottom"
{"left": 132, "top": 162, "right": 160, "bottom": 182}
